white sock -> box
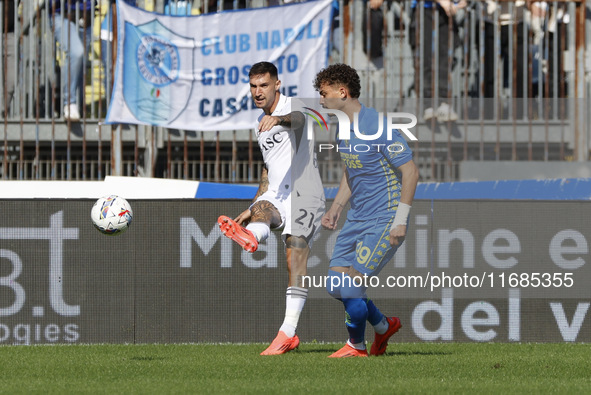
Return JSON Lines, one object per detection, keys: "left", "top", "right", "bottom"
{"left": 278, "top": 287, "right": 308, "bottom": 337}
{"left": 373, "top": 316, "right": 389, "bottom": 335}
{"left": 347, "top": 339, "right": 366, "bottom": 350}
{"left": 245, "top": 222, "right": 270, "bottom": 242}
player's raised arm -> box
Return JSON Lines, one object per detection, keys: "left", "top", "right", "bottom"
{"left": 282, "top": 111, "right": 306, "bottom": 129}
{"left": 257, "top": 111, "right": 306, "bottom": 133}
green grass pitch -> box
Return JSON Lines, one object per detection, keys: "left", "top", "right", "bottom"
{"left": 1, "top": 343, "right": 590, "bottom": 393}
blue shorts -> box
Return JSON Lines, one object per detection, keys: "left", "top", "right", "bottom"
{"left": 329, "top": 216, "right": 402, "bottom": 276}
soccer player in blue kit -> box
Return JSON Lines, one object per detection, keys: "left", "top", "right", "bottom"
{"left": 314, "top": 64, "right": 419, "bottom": 357}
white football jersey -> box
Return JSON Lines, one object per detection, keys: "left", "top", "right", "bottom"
{"left": 255, "top": 94, "right": 324, "bottom": 201}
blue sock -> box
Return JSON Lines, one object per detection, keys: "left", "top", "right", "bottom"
{"left": 366, "top": 298, "right": 385, "bottom": 326}
{"left": 340, "top": 275, "right": 368, "bottom": 345}
{"left": 342, "top": 298, "right": 367, "bottom": 345}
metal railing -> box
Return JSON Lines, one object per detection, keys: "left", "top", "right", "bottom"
{"left": 1, "top": 0, "right": 590, "bottom": 183}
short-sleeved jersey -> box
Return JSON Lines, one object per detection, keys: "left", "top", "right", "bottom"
{"left": 256, "top": 94, "right": 324, "bottom": 201}
{"left": 338, "top": 104, "right": 413, "bottom": 221}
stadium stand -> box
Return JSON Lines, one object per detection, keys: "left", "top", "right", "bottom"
{"left": 0, "top": 0, "right": 589, "bottom": 183}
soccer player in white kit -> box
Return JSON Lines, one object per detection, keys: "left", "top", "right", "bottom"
{"left": 218, "top": 61, "right": 325, "bottom": 355}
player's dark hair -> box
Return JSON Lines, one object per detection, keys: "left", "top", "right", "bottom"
{"left": 249, "top": 61, "right": 278, "bottom": 79}
{"left": 313, "top": 63, "right": 361, "bottom": 98}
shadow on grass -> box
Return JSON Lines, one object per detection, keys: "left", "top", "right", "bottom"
{"left": 296, "top": 347, "right": 338, "bottom": 354}
{"left": 385, "top": 350, "right": 451, "bottom": 357}
{"left": 296, "top": 348, "right": 451, "bottom": 357}
{"left": 129, "top": 356, "right": 166, "bottom": 361}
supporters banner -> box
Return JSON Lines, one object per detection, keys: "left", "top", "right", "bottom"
{"left": 105, "top": 0, "right": 333, "bottom": 131}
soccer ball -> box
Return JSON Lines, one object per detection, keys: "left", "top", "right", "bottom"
{"left": 91, "top": 195, "right": 133, "bottom": 236}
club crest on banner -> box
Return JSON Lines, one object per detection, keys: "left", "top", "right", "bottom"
{"left": 123, "top": 19, "right": 194, "bottom": 124}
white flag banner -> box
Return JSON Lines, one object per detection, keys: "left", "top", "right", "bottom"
{"left": 106, "top": 0, "right": 333, "bottom": 131}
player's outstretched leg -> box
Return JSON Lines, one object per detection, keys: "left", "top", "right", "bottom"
{"left": 217, "top": 215, "right": 259, "bottom": 253}
{"left": 260, "top": 331, "right": 300, "bottom": 355}
{"left": 370, "top": 316, "right": 402, "bottom": 356}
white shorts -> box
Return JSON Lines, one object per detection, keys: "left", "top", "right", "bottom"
{"left": 251, "top": 191, "right": 325, "bottom": 248}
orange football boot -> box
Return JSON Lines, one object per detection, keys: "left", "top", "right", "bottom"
{"left": 217, "top": 215, "right": 259, "bottom": 253}
{"left": 260, "top": 331, "right": 300, "bottom": 356}
{"left": 370, "top": 316, "right": 401, "bottom": 356}
{"left": 328, "top": 343, "right": 368, "bottom": 358}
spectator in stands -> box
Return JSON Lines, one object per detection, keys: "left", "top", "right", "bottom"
{"left": 362, "top": 0, "right": 385, "bottom": 61}
{"left": 409, "top": 0, "right": 466, "bottom": 122}
{"left": 51, "top": 0, "right": 94, "bottom": 122}
{"left": 329, "top": 0, "right": 385, "bottom": 62}
{"left": 1, "top": 0, "right": 16, "bottom": 117}
{"left": 328, "top": 0, "right": 342, "bottom": 57}
{"left": 99, "top": 0, "right": 136, "bottom": 96}
{"left": 479, "top": 1, "right": 556, "bottom": 118}
{"left": 546, "top": 2, "right": 567, "bottom": 100}
{"left": 480, "top": 1, "right": 526, "bottom": 100}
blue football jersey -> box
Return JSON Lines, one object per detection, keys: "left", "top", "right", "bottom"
{"left": 337, "top": 105, "right": 413, "bottom": 221}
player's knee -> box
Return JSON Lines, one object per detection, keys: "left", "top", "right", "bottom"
{"left": 285, "top": 235, "right": 309, "bottom": 249}
{"left": 250, "top": 201, "right": 282, "bottom": 227}
{"left": 327, "top": 284, "right": 341, "bottom": 300}
{"left": 326, "top": 270, "right": 343, "bottom": 299}
{"left": 340, "top": 276, "right": 367, "bottom": 300}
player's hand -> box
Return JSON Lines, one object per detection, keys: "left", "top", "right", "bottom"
{"left": 234, "top": 209, "right": 252, "bottom": 226}
{"left": 321, "top": 208, "right": 340, "bottom": 230}
{"left": 257, "top": 115, "right": 280, "bottom": 133}
{"left": 389, "top": 225, "right": 406, "bottom": 247}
